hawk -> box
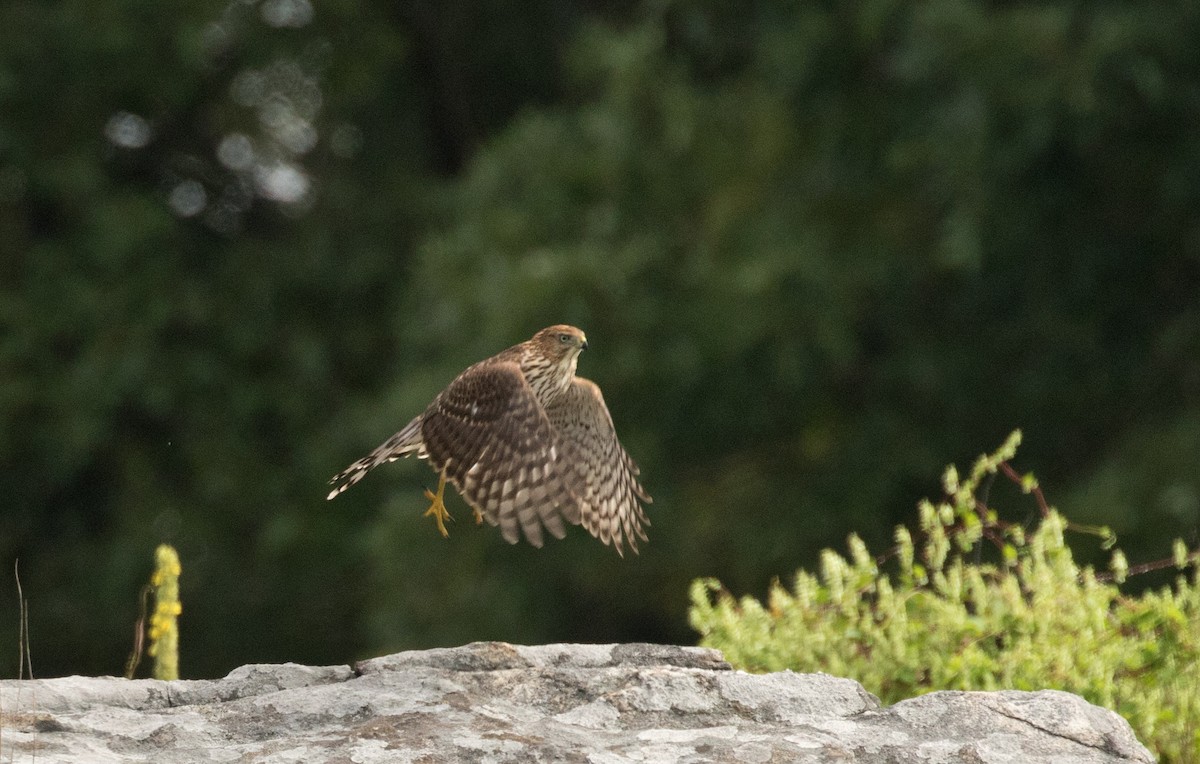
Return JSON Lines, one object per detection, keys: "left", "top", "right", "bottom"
{"left": 327, "top": 325, "right": 651, "bottom": 555}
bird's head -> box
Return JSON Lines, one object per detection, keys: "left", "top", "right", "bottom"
{"left": 534, "top": 325, "right": 588, "bottom": 358}
{"left": 524, "top": 326, "right": 588, "bottom": 402}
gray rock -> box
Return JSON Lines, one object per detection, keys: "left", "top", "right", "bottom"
{"left": 0, "top": 642, "right": 1154, "bottom": 763}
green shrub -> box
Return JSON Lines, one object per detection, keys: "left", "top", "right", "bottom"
{"left": 689, "top": 431, "right": 1200, "bottom": 762}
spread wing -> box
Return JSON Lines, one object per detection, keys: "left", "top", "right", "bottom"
{"left": 419, "top": 360, "right": 584, "bottom": 547}
{"left": 544, "top": 377, "right": 651, "bottom": 555}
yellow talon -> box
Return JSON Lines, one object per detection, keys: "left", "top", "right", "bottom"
{"left": 422, "top": 473, "right": 453, "bottom": 538}
{"left": 473, "top": 507, "right": 484, "bottom": 525}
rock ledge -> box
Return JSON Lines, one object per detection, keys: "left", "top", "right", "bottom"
{"left": 0, "top": 642, "right": 1153, "bottom": 763}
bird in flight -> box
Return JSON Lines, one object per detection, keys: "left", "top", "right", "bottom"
{"left": 327, "top": 325, "right": 651, "bottom": 555}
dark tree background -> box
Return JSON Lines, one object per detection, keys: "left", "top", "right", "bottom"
{"left": 2, "top": 0, "right": 1198, "bottom": 678}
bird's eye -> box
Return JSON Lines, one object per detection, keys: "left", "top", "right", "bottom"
{"left": 559, "top": 333, "right": 572, "bottom": 344}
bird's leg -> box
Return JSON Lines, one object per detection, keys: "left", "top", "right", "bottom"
{"left": 422, "top": 472, "right": 453, "bottom": 538}
{"left": 473, "top": 506, "right": 484, "bottom": 525}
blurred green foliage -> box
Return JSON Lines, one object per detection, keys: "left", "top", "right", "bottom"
{"left": 690, "top": 433, "right": 1200, "bottom": 763}
{"left": 2, "top": 0, "right": 1198, "bottom": 678}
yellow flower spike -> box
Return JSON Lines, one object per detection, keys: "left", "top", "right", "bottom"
{"left": 149, "top": 544, "right": 181, "bottom": 680}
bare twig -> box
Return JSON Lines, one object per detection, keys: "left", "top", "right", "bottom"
{"left": 999, "top": 462, "right": 1050, "bottom": 517}
{"left": 874, "top": 458, "right": 1197, "bottom": 587}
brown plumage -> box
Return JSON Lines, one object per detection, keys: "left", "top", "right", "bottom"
{"left": 327, "top": 325, "right": 651, "bottom": 554}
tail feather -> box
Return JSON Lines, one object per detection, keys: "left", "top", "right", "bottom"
{"left": 327, "top": 416, "right": 424, "bottom": 500}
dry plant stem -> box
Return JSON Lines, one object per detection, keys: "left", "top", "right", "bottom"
{"left": 15, "top": 560, "right": 31, "bottom": 681}
{"left": 125, "top": 585, "right": 152, "bottom": 679}
{"left": 7, "top": 559, "right": 38, "bottom": 764}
